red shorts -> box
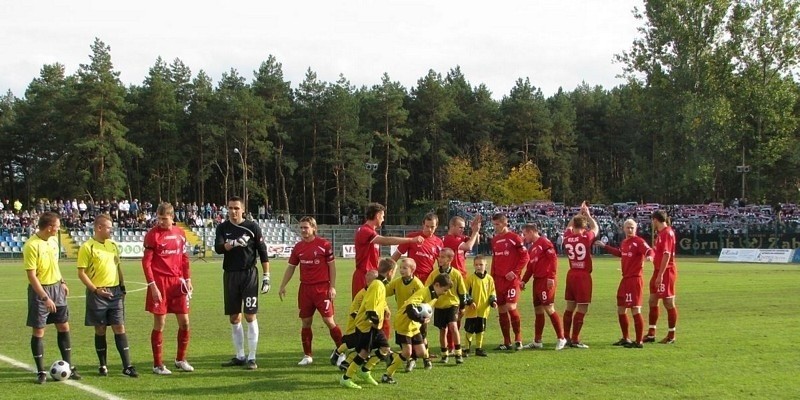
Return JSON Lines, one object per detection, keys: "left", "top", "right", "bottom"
{"left": 495, "top": 278, "right": 520, "bottom": 306}
{"left": 351, "top": 269, "right": 368, "bottom": 299}
{"left": 649, "top": 268, "right": 677, "bottom": 298}
{"left": 617, "top": 276, "right": 643, "bottom": 308}
{"left": 298, "top": 282, "right": 334, "bottom": 318}
{"left": 564, "top": 270, "right": 592, "bottom": 304}
{"left": 145, "top": 275, "right": 189, "bottom": 315}
{"left": 532, "top": 277, "right": 556, "bottom": 307}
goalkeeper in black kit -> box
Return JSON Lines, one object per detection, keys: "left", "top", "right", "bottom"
{"left": 215, "top": 196, "right": 271, "bottom": 370}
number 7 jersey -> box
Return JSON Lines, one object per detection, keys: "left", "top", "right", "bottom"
{"left": 563, "top": 229, "right": 596, "bottom": 273}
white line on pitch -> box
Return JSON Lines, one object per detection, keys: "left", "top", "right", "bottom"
{"left": 0, "top": 281, "right": 148, "bottom": 302}
{"left": 0, "top": 353, "right": 126, "bottom": 400}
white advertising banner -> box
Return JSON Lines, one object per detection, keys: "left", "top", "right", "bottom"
{"left": 266, "top": 244, "right": 293, "bottom": 258}
{"left": 340, "top": 244, "right": 399, "bottom": 258}
{"left": 718, "top": 248, "right": 760, "bottom": 263}
{"left": 342, "top": 245, "right": 355, "bottom": 258}
{"left": 718, "top": 248, "right": 794, "bottom": 264}
{"left": 754, "top": 249, "right": 794, "bottom": 263}
{"left": 118, "top": 242, "right": 145, "bottom": 258}
{"left": 118, "top": 242, "right": 194, "bottom": 258}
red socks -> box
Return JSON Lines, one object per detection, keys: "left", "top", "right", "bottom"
{"left": 498, "top": 312, "right": 511, "bottom": 345}
{"left": 549, "top": 312, "right": 564, "bottom": 339}
{"left": 571, "top": 312, "right": 585, "bottom": 342}
{"left": 563, "top": 309, "right": 574, "bottom": 340}
{"left": 301, "top": 327, "right": 313, "bottom": 356}
{"left": 648, "top": 306, "right": 660, "bottom": 337}
{"left": 151, "top": 330, "right": 163, "bottom": 367}
{"left": 509, "top": 309, "right": 522, "bottom": 342}
{"left": 176, "top": 328, "right": 190, "bottom": 361}
{"left": 633, "top": 313, "right": 644, "bottom": 343}
{"left": 618, "top": 314, "right": 630, "bottom": 340}
{"left": 534, "top": 313, "right": 545, "bottom": 342}
{"left": 329, "top": 326, "right": 343, "bottom": 347}
{"left": 382, "top": 314, "right": 392, "bottom": 339}
{"left": 667, "top": 307, "right": 678, "bottom": 339}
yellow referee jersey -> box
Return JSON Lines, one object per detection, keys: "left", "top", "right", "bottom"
{"left": 23, "top": 234, "right": 62, "bottom": 285}
{"left": 77, "top": 238, "right": 121, "bottom": 288}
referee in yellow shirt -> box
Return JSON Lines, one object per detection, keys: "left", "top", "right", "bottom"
{"left": 24, "top": 211, "right": 80, "bottom": 384}
{"left": 77, "top": 214, "right": 138, "bottom": 378}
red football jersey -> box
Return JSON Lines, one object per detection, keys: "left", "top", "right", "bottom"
{"left": 523, "top": 236, "right": 558, "bottom": 282}
{"left": 396, "top": 231, "right": 442, "bottom": 282}
{"left": 563, "top": 228, "right": 596, "bottom": 273}
{"left": 142, "top": 225, "right": 190, "bottom": 282}
{"left": 289, "top": 236, "right": 335, "bottom": 285}
{"left": 653, "top": 226, "right": 677, "bottom": 272}
{"left": 490, "top": 231, "right": 529, "bottom": 280}
{"left": 604, "top": 236, "right": 652, "bottom": 278}
{"left": 354, "top": 223, "right": 379, "bottom": 271}
{"left": 442, "top": 233, "right": 469, "bottom": 277}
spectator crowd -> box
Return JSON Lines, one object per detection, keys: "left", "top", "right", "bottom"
{"left": 449, "top": 199, "right": 800, "bottom": 253}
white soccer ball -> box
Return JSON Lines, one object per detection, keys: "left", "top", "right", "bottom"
{"left": 418, "top": 303, "right": 433, "bottom": 320}
{"left": 49, "top": 360, "right": 71, "bottom": 381}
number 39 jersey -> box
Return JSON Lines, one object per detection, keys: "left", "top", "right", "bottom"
{"left": 563, "top": 229, "right": 596, "bottom": 273}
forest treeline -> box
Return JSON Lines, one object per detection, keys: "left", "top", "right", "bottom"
{"left": 0, "top": 0, "right": 798, "bottom": 224}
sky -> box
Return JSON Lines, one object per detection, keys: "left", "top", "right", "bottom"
{"left": 1, "top": 0, "right": 644, "bottom": 99}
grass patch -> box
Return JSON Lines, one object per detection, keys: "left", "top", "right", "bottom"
{"left": 0, "top": 256, "right": 798, "bottom": 399}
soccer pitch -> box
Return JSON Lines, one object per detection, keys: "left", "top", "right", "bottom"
{"left": 0, "top": 256, "right": 798, "bottom": 399}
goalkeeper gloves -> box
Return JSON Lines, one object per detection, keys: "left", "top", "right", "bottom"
{"left": 261, "top": 273, "right": 271, "bottom": 294}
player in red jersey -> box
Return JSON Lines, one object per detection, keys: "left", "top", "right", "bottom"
{"left": 645, "top": 210, "right": 679, "bottom": 344}
{"left": 489, "top": 213, "right": 529, "bottom": 350}
{"left": 520, "top": 224, "right": 567, "bottom": 351}
{"left": 391, "top": 212, "right": 444, "bottom": 283}
{"left": 391, "top": 212, "right": 443, "bottom": 354}
{"left": 596, "top": 219, "right": 653, "bottom": 348}
{"left": 278, "top": 216, "right": 343, "bottom": 366}
{"left": 142, "top": 203, "right": 193, "bottom": 375}
{"left": 562, "top": 202, "right": 598, "bottom": 349}
{"left": 353, "top": 203, "right": 423, "bottom": 299}
{"left": 442, "top": 214, "right": 482, "bottom": 278}
{"left": 354, "top": 203, "right": 423, "bottom": 339}
{"left": 440, "top": 214, "right": 482, "bottom": 353}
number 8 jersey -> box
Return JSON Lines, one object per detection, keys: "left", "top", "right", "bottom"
{"left": 563, "top": 229, "right": 596, "bottom": 273}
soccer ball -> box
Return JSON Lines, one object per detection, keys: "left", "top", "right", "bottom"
{"left": 418, "top": 303, "right": 433, "bottom": 320}
{"left": 49, "top": 360, "right": 71, "bottom": 381}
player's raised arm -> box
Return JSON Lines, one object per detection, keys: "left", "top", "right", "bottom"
{"left": 460, "top": 214, "right": 482, "bottom": 252}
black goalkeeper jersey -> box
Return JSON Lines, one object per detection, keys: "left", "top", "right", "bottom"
{"left": 214, "top": 220, "right": 270, "bottom": 271}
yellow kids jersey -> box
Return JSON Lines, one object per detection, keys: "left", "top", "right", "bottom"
{"left": 354, "top": 277, "right": 389, "bottom": 332}
{"left": 23, "top": 234, "right": 62, "bottom": 285}
{"left": 464, "top": 272, "right": 496, "bottom": 319}
{"left": 425, "top": 267, "right": 466, "bottom": 309}
{"left": 77, "top": 238, "right": 121, "bottom": 288}
{"left": 386, "top": 276, "right": 424, "bottom": 324}
{"left": 394, "top": 285, "right": 438, "bottom": 337}
{"left": 345, "top": 289, "right": 367, "bottom": 335}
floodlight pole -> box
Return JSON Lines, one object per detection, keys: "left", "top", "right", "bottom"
{"left": 234, "top": 148, "right": 247, "bottom": 209}
{"left": 365, "top": 162, "right": 378, "bottom": 202}
{"left": 736, "top": 145, "right": 750, "bottom": 201}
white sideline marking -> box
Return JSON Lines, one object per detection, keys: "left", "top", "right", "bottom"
{"left": 0, "top": 281, "right": 148, "bottom": 303}
{"left": 0, "top": 354, "right": 125, "bottom": 400}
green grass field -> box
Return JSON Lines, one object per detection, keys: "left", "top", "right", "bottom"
{"left": 1, "top": 255, "right": 798, "bottom": 399}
